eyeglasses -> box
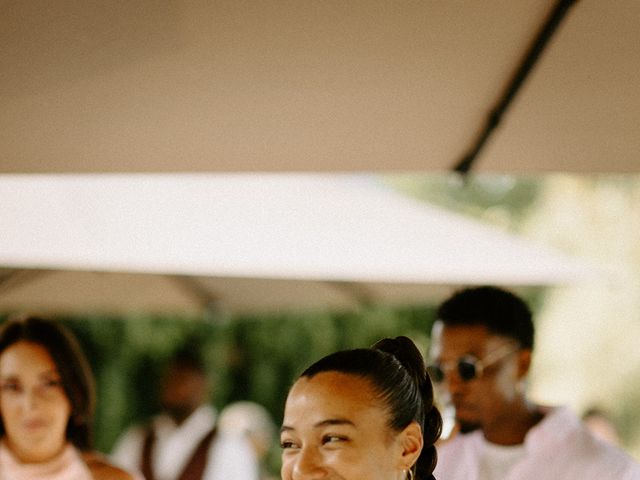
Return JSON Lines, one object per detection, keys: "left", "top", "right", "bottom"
{"left": 427, "top": 344, "right": 518, "bottom": 383}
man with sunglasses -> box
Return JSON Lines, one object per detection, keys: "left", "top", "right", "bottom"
{"left": 429, "top": 286, "right": 639, "bottom": 480}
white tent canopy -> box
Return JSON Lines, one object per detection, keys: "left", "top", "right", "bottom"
{"left": 1, "top": 1, "right": 639, "bottom": 175}
{"left": 0, "top": 173, "right": 597, "bottom": 315}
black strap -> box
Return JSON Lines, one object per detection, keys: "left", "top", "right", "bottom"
{"left": 139, "top": 426, "right": 218, "bottom": 480}
{"left": 140, "top": 427, "right": 156, "bottom": 480}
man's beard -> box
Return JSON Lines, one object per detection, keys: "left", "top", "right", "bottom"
{"left": 163, "top": 404, "right": 193, "bottom": 425}
{"left": 458, "top": 420, "right": 481, "bottom": 434}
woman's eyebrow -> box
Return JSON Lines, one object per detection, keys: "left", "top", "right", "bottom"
{"left": 314, "top": 418, "right": 355, "bottom": 428}
{"left": 280, "top": 418, "right": 356, "bottom": 434}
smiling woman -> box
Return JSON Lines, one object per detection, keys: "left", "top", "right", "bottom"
{"left": 280, "top": 336, "right": 442, "bottom": 480}
{"left": 0, "top": 316, "right": 139, "bottom": 480}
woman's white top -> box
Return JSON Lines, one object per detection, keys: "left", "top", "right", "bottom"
{"left": 0, "top": 441, "right": 92, "bottom": 480}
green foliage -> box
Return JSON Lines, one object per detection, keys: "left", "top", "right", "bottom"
{"left": 53, "top": 303, "right": 437, "bottom": 474}
{"left": 383, "top": 173, "right": 541, "bottom": 232}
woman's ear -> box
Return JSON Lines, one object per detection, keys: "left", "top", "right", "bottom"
{"left": 396, "top": 421, "right": 423, "bottom": 470}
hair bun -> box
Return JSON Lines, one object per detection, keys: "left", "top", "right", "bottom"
{"left": 373, "top": 336, "right": 426, "bottom": 385}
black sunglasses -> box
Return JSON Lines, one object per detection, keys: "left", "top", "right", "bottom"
{"left": 427, "top": 344, "right": 518, "bottom": 383}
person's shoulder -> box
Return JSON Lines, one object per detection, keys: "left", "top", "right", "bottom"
{"left": 212, "top": 430, "right": 254, "bottom": 452}
{"left": 109, "top": 422, "right": 151, "bottom": 461}
{"left": 208, "top": 431, "right": 259, "bottom": 471}
{"left": 436, "top": 429, "right": 481, "bottom": 464}
{"left": 437, "top": 428, "right": 479, "bottom": 448}
{"left": 434, "top": 431, "right": 483, "bottom": 479}
{"left": 565, "top": 438, "right": 640, "bottom": 477}
{"left": 114, "top": 421, "right": 151, "bottom": 440}
{"left": 557, "top": 414, "right": 640, "bottom": 474}
{"left": 82, "top": 451, "right": 141, "bottom": 480}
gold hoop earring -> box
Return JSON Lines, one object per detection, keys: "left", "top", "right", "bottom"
{"left": 405, "top": 468, "right": 415, "bottom": 480}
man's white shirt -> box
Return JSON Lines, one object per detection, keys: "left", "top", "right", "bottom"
{"left": 435, "top": 407, "right": 640, "bottom": 480}
{"left": 111, "top": 405, "right": 259, "bottom": 480}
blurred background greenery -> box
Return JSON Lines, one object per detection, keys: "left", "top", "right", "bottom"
{"left": 56, "top": 305, "right": 439, "bottom": 475}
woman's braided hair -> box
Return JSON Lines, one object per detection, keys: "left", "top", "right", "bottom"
{"left": 372, "top": 337, "right": 442, "bottom": 480}
{"left": 300, "top": 336, "right": 442, "bottom": 480}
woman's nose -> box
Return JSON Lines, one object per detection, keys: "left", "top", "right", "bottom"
{"left": 21, "top": 388, "right": 40, "bottom": 411}
{"left": 292, "top": 446, "right": 327, "bottom": 479}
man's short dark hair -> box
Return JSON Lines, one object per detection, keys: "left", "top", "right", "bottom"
{"left": 436, "top": 286, "right": 534, "bottom": 349}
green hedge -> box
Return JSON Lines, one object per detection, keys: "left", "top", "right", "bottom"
{"left": 50, "top": 304, "right": 436, "bottom": 473}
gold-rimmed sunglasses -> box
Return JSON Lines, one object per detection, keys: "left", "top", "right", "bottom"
{"left": 427, "top": 344, "right": 519, "bottom": 383}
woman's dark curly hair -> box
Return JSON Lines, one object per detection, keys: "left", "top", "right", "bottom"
{"left": 300, "top": 336, "right": 442, "bottom": 480}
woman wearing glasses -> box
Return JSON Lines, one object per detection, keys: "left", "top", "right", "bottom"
{"left": 0, "top": 316, "right": 139, "bottom": 480}
{"left": 280, "top": 336, "right": 442, "bottom": 480}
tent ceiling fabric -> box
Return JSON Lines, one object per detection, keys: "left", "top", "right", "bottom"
{"left": 0, "top": 269, "right": 455, "bottom": 316}
{"left": 1, "top": 1, "right": 638, "bottom": 174}
{"left": 0, "top": 173, "right": 598, "bottom": 315}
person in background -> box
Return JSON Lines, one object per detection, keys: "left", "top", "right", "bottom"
{"left": 582, "top": 407, "right": 623, "bottom": 448}
{"left": 218, "top": 401, "right": 277, "bottom": 480}
{"left": 429, "top": 286, "right": 640, "bottom": 479}
{"left": 0, "top": 315, "right": 139, "bottom": 480}
{"left": 111, "top": 348, "right": 258, "bottom": 480}
{"left": 280, "top": 336, "right": 442, "bottom": 480}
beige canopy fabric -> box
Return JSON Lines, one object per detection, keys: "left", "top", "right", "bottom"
{"left": 1, "top": 1, "right": 639, "bottom": 175}
{"left": 0, "top": 173, "right": 599, "bottom": 315}
{"left": 0, "top": 270, "right": 457, "bottom": 316}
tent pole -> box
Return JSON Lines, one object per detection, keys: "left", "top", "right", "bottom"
{"left": 166, "top": 275, "right": 223, "bottom": 317}
{"left": 453, "top": 0, "right": 579, "bottom": 175}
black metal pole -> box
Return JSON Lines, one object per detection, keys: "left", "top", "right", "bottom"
{"left": 453, "top": 0, "right": 579, "bottom": 174}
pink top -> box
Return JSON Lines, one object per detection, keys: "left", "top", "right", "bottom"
{"left": 434, "top": 407, "right": 640, "bottom": 480}
{"left": 0, "top": 441, "right": 93, "bottom": 480}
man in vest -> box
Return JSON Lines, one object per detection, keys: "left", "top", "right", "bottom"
{"left": 111, "top": 349, "right": 259, "bottom": 480}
